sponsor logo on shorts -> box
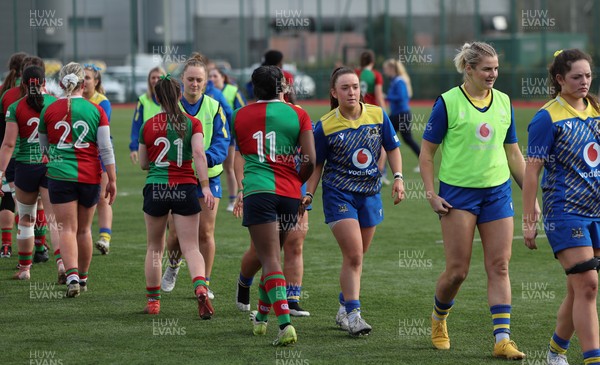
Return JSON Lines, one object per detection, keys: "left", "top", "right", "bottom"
{"left": 338, "top": 204, "right": 348, "bottom": 213}
{"left": 571, "top": 227, "right": 584, "bottom": 239}
{"left": 475, "top": 122, "right": 493, "bottom": 142}
{"left": 351, "top": 148, "right": 373, "bottom": 169}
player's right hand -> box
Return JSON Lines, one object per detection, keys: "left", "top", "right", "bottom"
{"left": 202, "top": 187, "right": 215, "bottom": 210}
{"left": 299, "top": 195, "right": 312, "bottom": 216}
{"left": 427, "top": 194, "right": 452, "bottom": 216}
{"left": 233, "top": 191, "right": 244, "bottom": 218}
{"left": 130, "top": 151, "right": 139, "bottom": 164}
{"left": 522, "top": 214, "right": 538, "bottom": 250}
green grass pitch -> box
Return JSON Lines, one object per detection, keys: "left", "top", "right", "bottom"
{"left": 1, "top": 104, "right": 582, "bottom": 364}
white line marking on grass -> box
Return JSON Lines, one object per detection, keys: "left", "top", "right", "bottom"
{"left": 435, "top": 234, "right": 547, "bottom": 244}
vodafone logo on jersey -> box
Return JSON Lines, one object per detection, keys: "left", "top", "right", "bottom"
{"left": 352, "top": 148, "right": 373, "bottom": 169}
{"left": 583, "top": 142, "right": 600, "bottom": 168}
{"left": 475, "top": 122, "right": 493, "bottom": 142}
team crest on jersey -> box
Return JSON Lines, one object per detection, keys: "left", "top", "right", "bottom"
{"left": 565, "top": 120, "right": 573, "bottom": 130}
{"left": 583, "top": 142, "right": 600, "bottom": 168}
{"left": 475, "top": 122, "right": 493, "bottom": 142}
{"left": 338, "top": 204, "right": 349, "bottom": 213}
{"left": 571, "top": 227, "right": 584, "bottom": 239}
{"left": 352, "top": 148, "right": 373, "bottom": 169}
{"left": 367, "top": 126, "right": 381, "bottom": 139}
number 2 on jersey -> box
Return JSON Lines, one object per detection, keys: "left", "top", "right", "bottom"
{"left": 252, "top": 131, "right": 276, "bottom": 163}
{"left": 56, "top": 120, "right": 90, "bottom": 149}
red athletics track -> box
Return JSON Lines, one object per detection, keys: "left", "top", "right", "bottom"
{"left": 112, "top": 99, "right": 545, "bottom": 109}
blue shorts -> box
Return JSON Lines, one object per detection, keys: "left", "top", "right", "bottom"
{"left": 14, "top": 162, "right": 47, "bottom": 192}
{"left": 545, "top": 218, "right": 600, "bottom": 255}
{"left": 439, "top": 179, "right": 513, "bottom": 224}
{"left": 322, "top": 186, "right": 383, "bottom": 228}
{"left": 196, "top": 176, "right": 222, "bottom": 199}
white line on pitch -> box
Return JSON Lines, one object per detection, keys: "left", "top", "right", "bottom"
{"left": 435, "top": 234, "right": 547, "bottom": 244}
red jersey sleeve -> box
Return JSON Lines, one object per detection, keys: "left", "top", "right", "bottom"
{"left": 374, "top": 70, "right": 383, "bottom": 85}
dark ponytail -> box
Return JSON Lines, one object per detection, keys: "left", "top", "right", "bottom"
{"left": 0, "top": 52, "right": 27, "bottom": 96}
{"left": 549, "top": 49, "right": 600, "bottom": 113}
{"left": 22, "top": 66, "right": 45, "bottom": 113}
{"left": 154, "top": 76, "right": 186, "bottom": 139}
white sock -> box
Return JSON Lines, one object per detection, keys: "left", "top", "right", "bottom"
{"left": 66, "top": 274, "right": 79, "bottom": 284}
{"left": 495, "top": 332, "right": 509, "bottom": 343}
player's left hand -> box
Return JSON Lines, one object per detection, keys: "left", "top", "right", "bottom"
{"left": 299, "top": 195, "right": 312, "bottom": 216}
{"left": 201, "top": 187, "right": 215, "bottom": 210}
{"left": 233, "top": 191, "right": 244, "bottom": 218}
{"left": 105, "top": 180, "right": 117, "bottom": 205}
{"left": 392, "top": 179, "right": 405, "bottom": 205}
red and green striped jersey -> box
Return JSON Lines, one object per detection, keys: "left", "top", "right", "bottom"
{"left": 39, "top": 96, "right": 109, "bottom": 184}
{"left": 139, "top": 112, "right": 203, "bottom": 185}
{"left": 1, "top": 86, "right": 24, "bottom": 157}
{"left": 6, "top": 94, "right": 56, "bottom": 163}
{"left": 232, "top": 101, "right": 312, "bottom": 199}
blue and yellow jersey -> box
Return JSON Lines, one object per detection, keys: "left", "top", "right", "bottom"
{"left": 528, "top": 95, "right": 600, "bottom": 219}
{"left": 89, "top": 92, "right": 112, "bottom": 122}
{"left": 314, "top": 102, "right": 400, "bottom": 195}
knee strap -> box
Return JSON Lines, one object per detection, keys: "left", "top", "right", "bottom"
{"left": 17, "top": 200, "right": 37, "bottom": 220}
{"left": 565, "top": 257, "right": 599, "bottom": 275}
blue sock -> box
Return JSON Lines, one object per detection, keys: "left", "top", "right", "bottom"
{"left": 490, "top": 304, "right": 511, "bottom": 343}
{"left": 338, "top": 292, "right": 345, "bottom": 306}
{"left": 345, "top": 299, "right": 360, "bottom": 314}
{"left": 583, "top": 349, "right": 600, "bottom": 364}
{"left": 238, "top": 273, "right": 253, "bottom": 287}
{"left": 286, "top": 284, "right": 301, "bottom": 303}
{"left": 549, "top": 332, "right": 570, "bottom": 355}
{"left": 432, "top": 296, "right": 454, "bottom": 321}
{"left": 99, "top": 227, "right": 112, "bottom": 235}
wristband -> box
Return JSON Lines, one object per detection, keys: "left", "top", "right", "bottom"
{"left": 393, "top": 172, "right": 404, "bottom": 181}
{"left": 200, "top": 179, "right": 210, "bottom": 188}
{"left": 305, "top": 192, "right": 314, "bottom": 200}
{"left": 237, "top": 188, "right": 244, "bottom": 194}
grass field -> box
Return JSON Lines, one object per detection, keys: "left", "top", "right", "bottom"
{"left": 0, "top": 104, "right": 582, "bottom": 365}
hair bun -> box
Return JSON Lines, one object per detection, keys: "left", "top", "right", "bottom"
{"left": 61, "top": 73, "right": 79, "bottom": 88}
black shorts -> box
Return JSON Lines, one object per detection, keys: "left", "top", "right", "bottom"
{"left": 48, "top": 178, "right": 101, "bottom": 208}
{"left": 242, "top": 193, "right": 300, "bottom": 228}
{"left": 143, "top": 183, "right": 200, "bottom": 217}
{"left": 5, "top": 158, "right": 16, "bottom": 183}
{"left": 15, "top": 162, "right": 47, "bottom": 192}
